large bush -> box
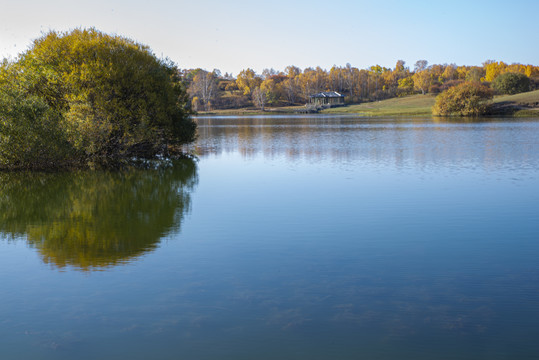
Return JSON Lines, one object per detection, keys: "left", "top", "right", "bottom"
{"left": 432, "top": 82, "right": 493, "bottom": 116}
{"left": 0, "top": 28, "right": 196, "bottom": 169}
{"left": 492, "top": 72, "right": 530, "bottom": 95}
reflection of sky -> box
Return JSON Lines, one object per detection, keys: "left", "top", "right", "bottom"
{"left": 187, "top": 118, "right": 539, "bottom": 358}
{"left": 195, "top": 117, "right": 539, "bottom": 176}
{"left": 1, "top": 117, "right": 539, "bottom": 359}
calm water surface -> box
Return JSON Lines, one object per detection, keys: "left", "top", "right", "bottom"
{"left": 1, "top": 116, "right": 539, "bottom": 359}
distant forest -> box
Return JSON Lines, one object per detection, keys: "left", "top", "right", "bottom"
{"left": 181, "top": 61, "right": 539, "bottom": 111}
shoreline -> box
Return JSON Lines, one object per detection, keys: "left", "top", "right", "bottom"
{"left": 196, "top": 91, "right": 539, "bottom": 118}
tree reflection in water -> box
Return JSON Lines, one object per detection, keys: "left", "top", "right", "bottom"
{"left": 0, "top": 159, "right": 197, "bottom": 270}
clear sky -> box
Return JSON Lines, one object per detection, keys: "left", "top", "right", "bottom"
{"left": 1, "top": 0, "right": 538, "bottom": 75}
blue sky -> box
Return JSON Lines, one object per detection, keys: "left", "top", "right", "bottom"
{"left": 1, "top": 0, "right": 538, "bottom": 75}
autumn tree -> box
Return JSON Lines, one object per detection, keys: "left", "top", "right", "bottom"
{"left": 260, "top": 76, "right": 285, "bottom": 105}
{"left": 358, "top": 69, "right": 370, "bottom": 98}
{"left": 369, "top": 65, "right": 384, "bottom": 95}
{"left": 483, "top": 60, "right": 507, "bottom": 82}
{"left": 441, "top": 64, "right": 458, "bottom": 83}
{"left": 236, "top": 68, "right": 262, "bottom": 96}
{"left": 392, "top": 60, "right": 409, "bottom": 82}
{"left": 465, "top": 67, "right": 485, "bottom": 82}
{"left": 282, "top": 78, "right": 299, "bottom": 104}
{"left": 262, "top": 68, "right": 278, "bottom": 79}
{"left": 344, "top": 63, "right": 360, "bottom": 100}
{"left": 413, "top": 69, "right": 431, "bottom": 95}
{"left": 414, "top": 60, "right": 428, "bottom": 72}
{"left": 284, "top": 65, "right": 301, "bottom": 78}
{"left": 524, "top": 64, "right": 539, "bottom": 78}
{"left": 398, "top": 77, "right": 415, "bottom": 95}
{"left": 297, "top": 67, "right": 328, "bottom": 101}
{"left": 189, "top": 69, "right": 217, "bottom": 111}
{"left": 456, "top": 66, "right": 469, "bottom": 80}
{"left": 252, "top": 86, "right": 267, "bottom": 111}
{"left": 389, "top": 60, "right": 412, "bottom": 96}
{"left": 430, "top": 64, "right": 445, "bottom": 82}
{"left": 278, "top": 66, "right": 301, "bottom": 104}
{"left": 329, "top": 66, "right": 345, "bottom": 93}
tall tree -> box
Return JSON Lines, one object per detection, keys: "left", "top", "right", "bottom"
{"left": 236, "top": 68, "right": 262, "bottom": 96}
{"left": 465, "top": 67, "right": 484, "bottom": 82}
{"left": 252, "top": 86, "right": 268, "bottom": 111}
{"left": 413, "top": 69, "right": 432, "bottom": 95}
{"left": 369, "top": 65, "right": 384, "bottom": 95}
{"left": 414, "top": 60, "right": 428, "bottom": 72}
{"left": 483, "top": 61, "right": 507, "bottom": 82}
{"left": 441, "top": 64, "right": 458, "bottom": 83}
{"left": 345, "top": 63, "right": 359, "bottom": 100}
{"left": 189, "top": 69, "right": 217, "bottom": 111}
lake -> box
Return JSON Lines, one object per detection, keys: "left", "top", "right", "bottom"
{"left": 1, "top": 116, "right": 539, "bottom": 360}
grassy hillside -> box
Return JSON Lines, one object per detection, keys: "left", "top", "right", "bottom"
{"left": 321, "top": 94, "right": 436, "bottom": 116}
{"left": 494, "top": 89, "right": 539, "bottom": 104}
{"left": 491, "top": 89, "right": 539, "bottom": 116}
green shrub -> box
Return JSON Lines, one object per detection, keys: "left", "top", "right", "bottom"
{"left": 432, "top": 82, "right": 493, "bottom": 116}
{"left": 0, "top": 86, "right": 75, "bottom": 169}
{"left": 492, "top": 72, "right": 530, "bottom": 95}
{"left": 0, "top": 28, "right": 196, "bottom": 170}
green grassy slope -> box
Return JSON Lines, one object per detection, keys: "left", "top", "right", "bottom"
{"left": 494, "top": 89, "right": 539, "bottom": 104}
{"left": 321, "top": 94, "right": 436, "bottom": 116}
{"left": 491, "top": 89, "right": 539, "bottom": 116}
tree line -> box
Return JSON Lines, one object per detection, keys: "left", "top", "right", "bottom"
{"left": 183, "top": 60, "right": 539, "bottom": 111}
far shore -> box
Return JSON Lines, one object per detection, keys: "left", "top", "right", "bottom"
{"left": 197, "top": 90, "right": 539, "bottom": 118}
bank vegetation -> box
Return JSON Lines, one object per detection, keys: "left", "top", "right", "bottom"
{"left": 0, "top": 28, "right": 196, "bottom": 170}
{"left": 184, "top": 61, "right": 539, "bottom": 113}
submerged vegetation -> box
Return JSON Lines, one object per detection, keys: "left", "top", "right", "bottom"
{"left": 0, "top": 28, "right": 196, "bottom": 170}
